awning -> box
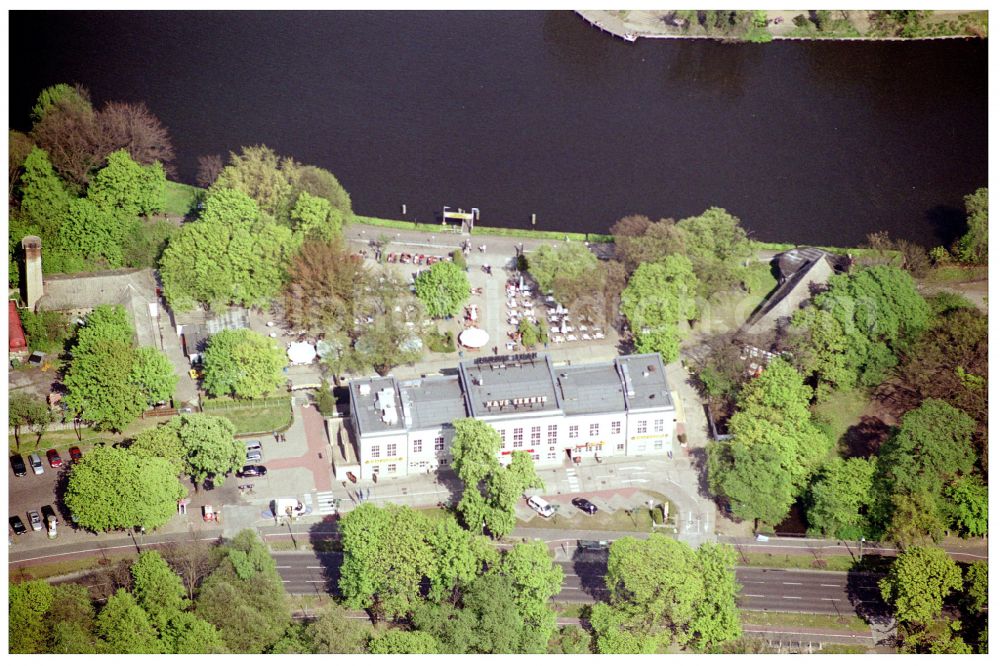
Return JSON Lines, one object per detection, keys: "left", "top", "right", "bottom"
{"left": 459, "top": 327, "right": 489, "bottom": 348}
{"left": 287, "top": 342, "right": 317, "bottom": 364}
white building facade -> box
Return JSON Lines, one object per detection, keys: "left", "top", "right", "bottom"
{"left": 346, "top": 353, "right": 676, "bottom": 481}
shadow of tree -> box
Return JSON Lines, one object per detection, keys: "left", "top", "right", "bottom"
{"left": 845, "top": 555, "right": 892, "bottom": 624}
{"left": 687, "top": 446, "right": 712, "bottom": 501}
{"left": 308, "top": 518, "right": 344, "bottom": 598}
{"left": 570, "top": 546, "right": 610, "bottom": 604}
{"left": 842, "top": 416, "right": 891, "bottom": 458}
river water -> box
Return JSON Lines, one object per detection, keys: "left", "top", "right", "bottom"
{"left": 9, "top": 11, "right": 988, "bottom": 247}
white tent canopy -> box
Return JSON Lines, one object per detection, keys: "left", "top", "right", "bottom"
{"left": 287, "top": 341, "right": 317, "bottom": 364}
{"left": 459, "top": 327, "right": 490, "bottom": 349}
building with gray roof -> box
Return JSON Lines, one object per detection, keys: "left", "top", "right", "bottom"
{"left": 344, "top": 352, "right": 677, "bottom": 481}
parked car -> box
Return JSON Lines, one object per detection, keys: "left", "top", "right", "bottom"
{"left": 238, "top": 464, "right": 267, "bottom": 478}
{"left": 46, "top": 449, "right": 63, "bottom": 468}
{"left": 27, "top": 453, "right": 44, "bottom": 475}
{"left": 9, "top": 515, "right": 26, "bottom": 535}
{"left": 526, "top": 495, "right": 555, "bottom": 518}
{"left": 27, "top": 510, "right": 43, "bottom": 531}
{"left": 571, "top": 497, "right": 598, "bottom": 515}
{"left": 41, "top": 505, "right": 58, "bottom": 526}
{"left": 10, "top": 454, "right": 27, "bottom": 477}
{"left": 69, "top": 446, "right": 83, "bottom": 463}
{"left": 245, "top": 440, "right": 263, "bottom": 462}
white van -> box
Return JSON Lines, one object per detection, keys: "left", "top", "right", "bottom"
{"left": 527, "top": 495, "right": 555, "bottom": 518}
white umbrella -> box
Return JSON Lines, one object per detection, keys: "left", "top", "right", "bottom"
{"left": 459, "top": 327, "right": 490, "bottom": 348}
{"left": 287, "top": 342, "right": 317, "bottom": 365}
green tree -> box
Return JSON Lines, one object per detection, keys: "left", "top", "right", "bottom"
{"left": 879, "top": 545, "right": 962, "bottom": 627}
{"left": 288, "top": 163, "right": 352, "bottom": 217}
{"left": 159, "top": 188, "right": 294, "bottom": 312}
{"left": 589, "top": 602, "right": 659, "bottom": 654}
{"left": 8, "top": 390, "right": 53, "bottom": 450}
{"left": 9, "top": 580, "right": 55, "bottom": 653}
{"left": 131, "top": 550, "right": 189, "bottom": 631}
{"left": 194, "top": 530, "right": 291, "bottom": 653}
{"left": 60, "top": 198, "right": 129, "bottom": 267}
{"left": 792, "top": 265, "right": 930, "bottom": 395}
{"left": 201, "top": 328, "right": 286, "bottom": 399}
{"left": 620, "top": 254, "right": 699, "bottom": 363}
{"left": 954, "top": 187, "right": 987, "bottom": 264}
{"left": 130, "top": 423, "right": 187, "bottom": 474}
{"left": 88, "top": 149, "right": 165, "bottom": 217}
{"left": 425, "top": 515, "right": 496, "bottom": 603}
{"left": 130, "top": 346, "right": 178, "bottom": 407}
{"left": 74, "top": 303, "right": 134, "bottom": 351}
{"left": 95, "top": 589, "right": 164, "bottom": 654}
{"left": 63, "top": 338, "right": 148, "bottom": 432}
{"left": 944, "top": 476, "right": 988, "bottom": 537}
{"left": 290, "top": 190, "right": 340, "bottom": 240}
{"left": 282, "top": 237, "right": 368, "bottom": 335}
{"left": 496, "top": 540, "right": 564, "bottom": 650}
{"left": 18, "top": 146, "right": 72, "bottom": 239}
{"left": 369, "top": 629, "right": 440, "bottom": 654}
{"left": 807, "top": 457, "right": 876, "bottom": 539}
{"left": 526, "top": 243, "right": 598, "bottom": 298}
{"left": 212, "top": 145, "right": 293, "bottom": 219}
{"left": 167, "top": 413, "right": 243, "bottom": 486}
{"left": 549, "top": 625, "right": 592, "bottom": 654}
{"left": 688, "top": 543, "right": 742, "bottom": 650}
{"left": 675, "top": 207, "right": 753, "bottom": 298}
{"left": 710, "top": 359, "right": 829, "bottom": 527}
{"left": 161, "top": 611, "right": 227, "bottom": 654}
{"left": 302, "top": 604, "right": 371, "bottom": 653}
{"left": 48, "top": 583, "right": 98, "bottom": 654}
{"left": 611, "top": 214, "right": 684, "bottom": 274}
{"left": 339, "top": 503, "right": 435, "bottom": 620}
{"left": 65, "top": 446, "right": 187, "bottom": 532}
{"left": 414, "top": 260, "right": 470, "bottom": 318}
{"left": 31, "top": 83, "right": 91, "bottom": 123}
{"left": 962, "top": 561, "right": 988, "bottom": 617}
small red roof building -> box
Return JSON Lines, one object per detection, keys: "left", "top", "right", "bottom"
{"left": 9, "top": 300, "right": 27, "bottom": 352}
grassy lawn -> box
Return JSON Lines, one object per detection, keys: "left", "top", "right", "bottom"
{"left": 551, "top": 602, "right": 590, "bottom": 619}
{"left": 10, "top": 554, "right": 137, "bottom": 583}
{"left": 202, "top": 402, "right": 292, "bottom": 436}
{"left": 920, "top": 264, "right": 988, "bottom": 284}
{"left": 9, "top": 417, "right": 169, "bottom": 456}
{"left": 744, "top": 261, "right": 780, "bottom": 307}
{"left": 734, "top": 551, "right": 861, "bottom": 571}
{"left": 812, "top": 388, "right": 869, "bottom": 448}
{"left": 816, "top": 644, "right": 870, "bottom": 654}
{"left": 164, "top": 180, "right": 204, "bottom": 217}
{"left": 742, "top": 610, "right": 871, "bottom": 633}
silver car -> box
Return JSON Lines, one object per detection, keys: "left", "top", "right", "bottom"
{"left": 27, "top": 453, "right": 44, "bottom": 475}
{"left": 27, "top": 510, "right": 43, "bottom": 531}
{"left": 245, "top": 440, "right": 263, "bottom": 462}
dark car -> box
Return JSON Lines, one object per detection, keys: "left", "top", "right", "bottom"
{"left": 238, "top": 464, "right": 267, "bottom": 478}
{"left": 571, "top": 497, "right": 598, "bottom": 515}
{"left": 10, "top": 454, "right": 27, "bottom": 477}
{"left": 69, "top": 446, "right": 83, "bottom": 463}
{"left": 46, "top": 449, "right": 62, "bottom": 468}
{"left": 41, "top": 505, "right": 58, "bottom": 526}
{"left": 9, "top": 515, "right": 27, "bottom": 535}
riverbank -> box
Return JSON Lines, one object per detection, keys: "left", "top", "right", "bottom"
{"left": 576, "top": 10, "right": 987, "bottom": 43}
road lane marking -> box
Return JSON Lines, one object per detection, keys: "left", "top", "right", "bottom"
{"left": 821, "top": 598, "right": 839, "bottom": 601}
{"left": 276, "top": 565, "right": 292, "bottom": 569}
{"left": 820, "top": 583, "right": 840, "bottom": 587}
{"left": 307, "top": 566, "right": 324, "bottom": 569}
{"left": 743, "top": 594, "right": 766, "bottom": 598}
{"left": 781, "top": 582, "right": 803, "bottom": 585}
{"left": 781, "top": 596, "right": 802, "bottom": 599}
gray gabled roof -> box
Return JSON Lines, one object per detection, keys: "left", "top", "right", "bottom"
{"left": 555, "top": 362, "right": 627, "bottom": 415}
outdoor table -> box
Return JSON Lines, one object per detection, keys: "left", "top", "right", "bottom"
{"left": 582, "top": 333, "right": 592, "bottom": 340}
{"left": 550, "top": 326, "right": 559, "bottom": 334}
{"left": 567, "top": 334, "right": 577, "bottom": 341}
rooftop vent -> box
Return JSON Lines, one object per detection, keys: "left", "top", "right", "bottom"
{"left": 359, "top": 384, "right": 371, "bottom": 396}
{"left": 374, "top": 387, "right": 398, "bottom": 425}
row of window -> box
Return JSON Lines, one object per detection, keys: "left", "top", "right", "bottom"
{"left": 369, "top": 422, "right": 668, "bottom": 461}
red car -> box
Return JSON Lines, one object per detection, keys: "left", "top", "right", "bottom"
{"left": 69, "top": 446, "right": 83, "bottom": 463}
{"left": 46, "top": 449, "right": 62, "bottom": 468}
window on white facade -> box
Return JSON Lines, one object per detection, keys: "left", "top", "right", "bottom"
{"left": 413, "top": 439, "right": 422, "bottom": 453}
{"left": 637, "top": 420, "right": 647, "bottom": 434}
{"left": 371, "top": 445, "right": 381, "bottom": 458}
{"left": 434, "top": 436, "right": 445, "bottom": 451}
{"left": 532, "top": 453, "right": 540, "bottom": 461}
{"left": 547, "top": 450, "right": 557, "bottom": 459}
{"left": 569, "top": 425, "right": 579, "bottom": 438}
{"left": 499, "top": 429, "right": 506, "bottom": 444}
{"left": 387, "top": 443, "right": 397, "bottom": 457}
{"left": 388, "top": 463, "right": 397, "bottom": 473}
{"left": 654, "top": 419, "right": 664, "bottom": 433}
{"left": 654, "top": 440, "right": 663, "bottom": 450}
{"left": 547, "top": 425, "right": 557, "bottom": 445}
{"left": 513, "top": 428, "right": 523, "bottom": 447}
{"left": 617, "top": 442, "right": 625, "bottom": 451}
{"left": 589, "top": 423, "right": 599, "bottom": 436}
{"left": 531, "top": 426, "right": 541, "bottom": 447}
{"left": 611, "top": 421, "right": 621, "bottom": 434}
{"left": 372, "top": 465, "right": 380, "bottom": 474}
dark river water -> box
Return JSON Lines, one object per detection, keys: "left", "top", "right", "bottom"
{"left": 9, "top": 11, "right": 988, "bottom": 247}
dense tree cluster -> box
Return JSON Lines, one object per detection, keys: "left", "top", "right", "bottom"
{"left": 709, "top": 358, "right": 830, "bottom": 527}
{"left": 590, "top": 535, "right": 741, "bottom": 653}
{"left": 131, "top": 413, "right": 244, "bottom": 486}
{"left": 414, "top": 260, "right": 470, "bottom": 318}
{"left": 201, "top": 328, "right": 287, "bottom": 399}
{"left": 620, "top": 254, "right": 699, "bottom": 363}
{"left": 63, "top": 304, "right": 177, "bottom": 432}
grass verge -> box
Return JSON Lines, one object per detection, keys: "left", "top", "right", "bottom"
{"left": 812, "top": 388, "right": 870, "bottom": 449}
{"left": 9, "top": 554, "right": 137, "bottom": 583}
{"left": 741, "top": 610, "right": 871, "bottom": 633}
{"left": 350, "top": 216, "right": 613, "bottom": 243}
{"left": 815, "top": 644, "right": 870, "bottom": 654}
{"left": 552, "top": 602, "right": 590, "bottom": 619}
{"left": 9, "top": 417, "right": 168, "bottom": 456}
{"left": 921, "top": 264, "right": 988, "bottom": 284}
{"left": 164, "top": 180, "right": 204, "bottom": 217}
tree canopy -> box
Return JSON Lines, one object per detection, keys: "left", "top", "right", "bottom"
{"left": 95, "top": 589, "right": 164, "bottom": 654}
{"left": 64, "top": 445, "right": 187, "bottom": 532}
{"left": 526, "top": 243, "right": 599, "bottom": 301}
{"left": 806, "top": 456, "right": 876, "bottom": 539}
{"left": 368, "top": 629, "right": 440, "bottom": 654}
{"left": 879, "top": 545, "right": 962, "bottom": 627}
{"left": 709, "top": 358, "right": 830, "bottom": 526}
{"left": 414, "top": 260, "right": 470, "bottom": 318}
{"left": 620, "top": 254, "right": 699, "bottom": 363}
{"left": 611, "top": 214, "right": 684, "bottom": 274}
{"left": 87, "top": 149, "right": 166, "bottom": 218}
{"left": 675, "top": 207, "right": 753, "bottom": 298}
{"left": 954, "top": 187, "right": 987, "bottom": 264}
{"left": 282, "top": 237, "right": 367, "bottom": 335}
{"left": 137, "top": 413, "right": 244, "bottom": 485}
{"left": 201, "top": 328, "right": 286, "bottom": 399}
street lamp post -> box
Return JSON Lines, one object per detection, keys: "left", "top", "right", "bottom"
{"left": 860, "top": 537, "right": 865, "bottom": 563}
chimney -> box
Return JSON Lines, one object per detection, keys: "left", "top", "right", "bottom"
{"left": 21, "top": 236, "right": 43, "bottom": 310}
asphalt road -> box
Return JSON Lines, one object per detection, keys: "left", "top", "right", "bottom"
{"left": 271, "top": 550, "right": 885, "bottom": 616}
